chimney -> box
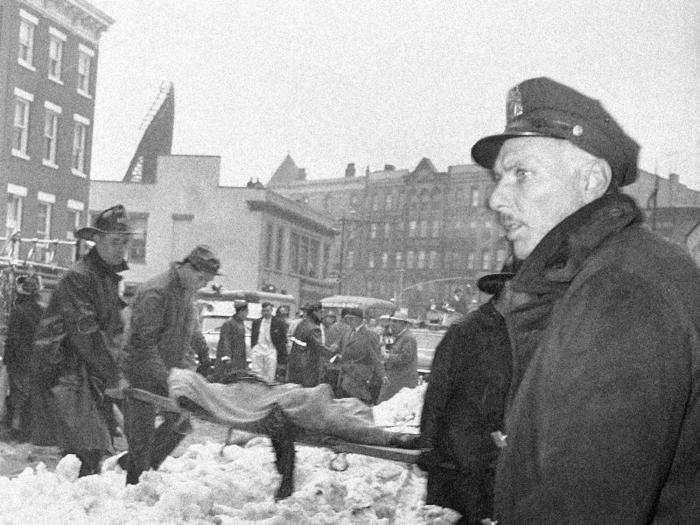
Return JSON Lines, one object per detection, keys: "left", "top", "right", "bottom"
{"left": 669, "top": 173, "right": 679, "bottom": 184}
{"left": 345, "top": 163, "right": 356, "bottom": 178}
{"left": 384, "top": 164, "right": 395, "bottom": 171}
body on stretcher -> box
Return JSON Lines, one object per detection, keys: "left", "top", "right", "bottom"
{"left": 124, "top": 382, "right": 423, "bottom": 465}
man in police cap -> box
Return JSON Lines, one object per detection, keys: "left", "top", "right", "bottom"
{"left": 286, "top": 302, "right": 326, "bottom": 387}
{"left": 29, "top": 205, "right": 133, "bottom": 476}
{"left": 471, "top": 77, "right": 699, "bottom": 523}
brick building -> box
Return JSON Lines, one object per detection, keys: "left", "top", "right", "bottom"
{"left": 0, "top": 0, "right": 112, "bottom": 266}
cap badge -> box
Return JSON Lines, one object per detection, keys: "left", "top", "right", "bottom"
{"left": 506, "top": 85, "right": 523, "bottom": 121}
{"left": 572, "top": 125, "right": 583, "bottom": 136}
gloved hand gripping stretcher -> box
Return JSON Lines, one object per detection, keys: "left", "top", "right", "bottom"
{"left": 125, "top": 368, "right": 423, "bottom": 499}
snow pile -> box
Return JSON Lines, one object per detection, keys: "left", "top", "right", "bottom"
{"left": 373, "top": 382, "right": 427, "bottom": 432}
{"left": 0, "top": 438, "right": 458, "bottom": 524}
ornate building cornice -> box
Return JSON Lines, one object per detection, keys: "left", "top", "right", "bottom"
{"left": 20, "top": 0, "right": 114, "bottom": 44}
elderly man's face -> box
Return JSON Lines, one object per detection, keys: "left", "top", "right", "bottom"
{"left": 490, "top": 137, "right": 589, "bottom": 259}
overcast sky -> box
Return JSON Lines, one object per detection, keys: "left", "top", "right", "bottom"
{"left": 90, "top": 0, "right": 699, "bottom": 190}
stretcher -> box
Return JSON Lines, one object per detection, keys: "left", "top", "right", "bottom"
{"left": 125, "top": 384, "right": 423, "bottom": 499}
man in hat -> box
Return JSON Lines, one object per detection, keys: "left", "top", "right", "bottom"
{"left": 286, "top": 302, "right": 327, "bottom": 387}
{"left": 29, "top": 204, "right": 133, "bottom": 476}
{"left": 216, "top": 300, "right": 249, "bottom": 373}
{"left": 471, "top": 77, "right": 699, "bottom": 523}
{"left": 120, "top": 245, "right": 221, "bottom": 484}
{"left": 418, "top": 265, "right": 515, "bottom": 524}
{"left": 335, "top": 308, "right": 387, "bottom": 405}
{"left": 3, "top": 274, "right": 44, "bottom": 441}
{"left": 377, "top": 311, "right": 418, "bottom": 403}
{"left": 270, "top": 304, "right": 290, "bottom": 382}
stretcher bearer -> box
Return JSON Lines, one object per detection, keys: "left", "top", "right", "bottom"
{"left": 29, "top": 205, "right": 133, "bottom": 476}
{"left": 120, "top": 245, "right": 220, "bottom": 485}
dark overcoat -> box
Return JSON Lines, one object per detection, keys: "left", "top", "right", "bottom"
{"left": 124, "top": 266, "right": 203, "bottom": 395}
{"left": 216, "top": 316, "right": 248, "bottom": 371}
{"left": 29, "top": 248, "right": 125, "bottom": 452}
{"left": 337, "top": 324, "right": 385, "bottom": 404}
{"left": 377, "top": 327, "right": 419, "bottom": 402}
{"left": 495, "top": 193, "right": 700, "bottom": 524}
{"left": 419, "top": 299, "right": 512, "bottom": 523}
{"left": 287, "top": 317, "right": 325, "bottom": 387}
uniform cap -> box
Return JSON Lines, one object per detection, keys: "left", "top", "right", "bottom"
{"left": 471, "top": 77, "right": 639, "bottom": 187}
{"left": 74, "top": 204, "right": 134, "bottom": 240}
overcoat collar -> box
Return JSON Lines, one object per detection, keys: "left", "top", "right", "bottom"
{"left": 85, "top": 247, "right": 128, "bottom": 282}
{"left": 512, "top": 192, "right": 643, "bottom": 295}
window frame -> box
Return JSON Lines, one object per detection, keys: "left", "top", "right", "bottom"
{"left": 18, "top": 10, "right": 37, "bottom": 70}
{"left": 48, "top": 28, "right": 66, "bottom": 83}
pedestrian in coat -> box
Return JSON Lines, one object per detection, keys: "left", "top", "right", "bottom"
{"left": 29, "top": 205, "right": 132, "bottom": 477}
{"left": 471, "top": 76, "right": 700, "bottom": 523}
{"left": 121, "top": 245, "right": 222, "bottom": 485}
{"left": 216, "top": 300, "right": 248, "bottom": 372}
{"left": 4, "top": 274, "right": 44, "bottom": 441}
{"left": 336, "top": 308, "right": 387, "bottom": 405}
{"left": 286, "top": 302, "right": 326, "bottom": 387}
{"left": 249, "top": 302, "right": 277, "bottom": 382}
{"left": 377, "top": 312, "right": 418, "bottom": 403}
{"left": 418, "top": 269, "right": 515, "bottom": 524}
{"left": 270, "top": 305, "right": 289, "bottom": 382}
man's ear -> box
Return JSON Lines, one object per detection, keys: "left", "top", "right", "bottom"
{"left": 580, "top": 157, "right": 612, "bottom": 202}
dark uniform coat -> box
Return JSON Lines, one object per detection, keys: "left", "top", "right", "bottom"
{"left": 29, "top": 248, "right": 125, "bottom": 453}
{"left": 4, "top": 293, "right": 43, "bottom": 433}
{"left": 496, "top": 193, "right": 700, "bottom": 524}
{"left": 377, "top": 327, "right": 419, "bottom": 403}
{"left": 270, "top": 314, "right": 289, "bottom": 367}
{"left": 217, "top": 316, "right": 248, "bottom": 371}
{"left": 419, "top": 299, "right": 512, "bottom": 524}
{"left": 287, "top": 317, "right": 325, "bottom": 387}
{"left": 337, "top": 324, "right": 385, "bottom": 404}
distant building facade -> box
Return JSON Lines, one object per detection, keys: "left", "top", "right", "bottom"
{"left": 90, "top": 155, "right": 338, "bottom": 309}
{"left": 0, "top": 0, "right": 112, "bottom": 266}
{"left": 269, "top": 155, "right": 699, "bottom": 317}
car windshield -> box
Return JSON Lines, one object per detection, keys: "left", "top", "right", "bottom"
{"left": 201, "top": 316, "right": 227, "bottom": 333}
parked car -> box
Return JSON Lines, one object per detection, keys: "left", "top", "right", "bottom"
{"left": 412, "top": 327, "right": 446, "bottom": 378}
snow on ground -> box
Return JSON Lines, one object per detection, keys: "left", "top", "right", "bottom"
{"left": 0, "top": 385, "right": 456, "bottom": 524}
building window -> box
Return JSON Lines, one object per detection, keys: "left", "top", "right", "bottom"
{"left": 381, "top": 252, "right": 388, "bottom": 269}
{"left": 406, "top": 250, "right": 415, "bottom": 269}
{"left": 289, "top": 231, "right": 321, "bottom": 277}
{"left": 366, "top": 280, "right": 374, "bottom": 296}
{"left": 36, "top": 199, "right": 53, "bottom": 262}
{"left": 77, "top": 45, "right": 94, "bottom": 96}
{"left": 128, "top": 214, "right": 148, "bottom": 264}
{"left": 368, "top": 252, "right": 375, "bottom": 269}
{"left": 383, "top": 223, "right": 391, "bottom": 238}
{"left": 370, "top": 223, "right": 377, "bottom": 239}
{"left": 471, "top": 187, "right": 481, "bottom": 207}
{"left": 322, "top": 243, "right": 330, "bottom": 278}
{"left": 66, "top": 200, "right": 83, "bottom": 262}
{"left": 428, "top": 250, "right": 438, "bottom": 270}
{"left": 467, "top": 252, "right": 475, "bottom": 270}
{"left": 482, "top": 250, "right": 492, "bottom": 270}
{"left": 350, "top": 193, "right": 360, "bottom": 209}
{"left": 395, "top": 251, "right": 403, "bottom": 269}
{"left": 72, "top": 116, "right": 89, "bottom": 175}
{"left": 346, "top": 250, "right": 354, "bottom": 269}
{"left": 309, "top": 239, "right": 320, "bottom": 278}
{"left": 496, "top": 247, "right": 507, "bottom": 270}
{"left": 12, "top": 89, "right": 33, "bottom": 158}
{"left": 417, "top": 250, "right": 426, "bottom": 269}
{"left": 385, "top": 193, "right": 393, "bottom": 210}
{"left": 372, "top": 194, "right": 381, "bottom": 211}
{"left": 408, "top": 220, "right": 417, "bottom": 237}
{"left": 419, "top": 219, "right": 428, "bottom": 237}
{"left": 431, "top": 219, "right": 441, "bottom": 238}
{"left": 289, "top": 232, "right": 299, "bottom": 273}
{"left": 275, "top": 227, "right": 284, "bottom": 270}
{"left": 48, "top": 29, "right": 66, "bottom": 82}
{"left": 43, "top": 102, "right": 61, "bottom": 166}
{"left": 5, "top": 193, "right": 24, "bottom": 257}
{"left": 18, "top": 11, "right": 37, "bottom": 68}
{"left": 264, "top": 223, "right": 274, "bottom": 268}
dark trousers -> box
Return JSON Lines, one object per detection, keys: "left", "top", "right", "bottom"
{"left": 123, "top": 396, "right": 188, "bottom": 485}
{"left": 426, "top": 467, "right": 495, "bottom": 525}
